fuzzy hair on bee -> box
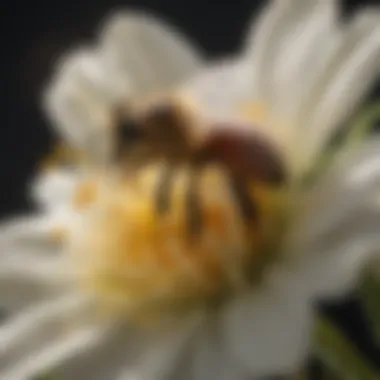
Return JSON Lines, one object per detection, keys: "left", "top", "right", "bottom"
{"left": 112, "top": 95, "right": 202, "bottom": 166}
{"left": 110, "top": 94, "right": 288, "bottom": 239}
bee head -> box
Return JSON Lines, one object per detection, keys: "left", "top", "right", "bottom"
{"left": 113, "top": 96, "right": 201, "bottom": 167}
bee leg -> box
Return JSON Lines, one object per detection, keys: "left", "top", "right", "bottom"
{"left": 228, "top": 174, "right": 259, "bottom": 226}
{"left": 186, "top": 166, "right": 203, "bottom": 240}
{"left": 155, "top": 164, "right": 174, "bottom": 214}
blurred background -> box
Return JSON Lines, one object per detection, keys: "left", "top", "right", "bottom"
{"left": 1, "top": 0, "right": 380, "bottom": 376}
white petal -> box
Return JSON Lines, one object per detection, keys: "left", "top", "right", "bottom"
{"left": 188, "top": 318, "right": 250, "bottom": 380}
{"left": 0, "top": 216, "right": 67, "bottom": 312}
{"left": 245, "top": 0, "right": 321, "bottom": 103}
{"left": 292, "top": 234, "right": 380, "bottom": 301}
{"left": 289, "top": 140, "right": 380, "bottom": 249}
{"left": 285, "top": 139, "right": 380, "bottom": 298}
{"left": 1, "top": 307, "right": 204, "bottom": 380}
{"left": 99, "top": 11, "right": 203, "bottom": 97}
{"left": 0, "top": 255, "right": 65, "bottom": 314}
{"left": 30, "top": 168, "right": 79, "bottom": 212}
{"left": 0, "top": 294, "right": 93, "bottom": 375}
{"left": 43, "top": 49, "right": 115, "bottom": 159}
{"left": 48, "top": 327, "right": 134, "bottom": 380}
{"left": 270, "top": 0, "right": 338, "bottom": 122}
{"left": 2, "top": 324, "right": 108, "bottom": 380}
{"left": 43, "top": 327, "right": 140, "bottom": 380}
{"left": 221, "top": 275, "right": 313, "bottom": 377}
{"left": 117, "top": 314, "right": 205, "bottom": 380}
{"left": 3, "top": 320, "right": 133, "bottom": 380}
{"left": 184, "top": 58, "right": 251, "bottom": 119}
{"left": 0, "top": 215, "right": 66, "bottom": 264}
{"left": 297, "top": 9, "right": 380, "bottom": 172}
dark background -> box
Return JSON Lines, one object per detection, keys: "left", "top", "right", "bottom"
{"left": 1, "top": 0, "right": 380, "bottom": 374}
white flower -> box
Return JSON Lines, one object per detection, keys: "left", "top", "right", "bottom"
{"left": 2, "top": 1, "right": 380, "bottom": 379}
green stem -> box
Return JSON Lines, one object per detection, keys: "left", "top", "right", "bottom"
{"left": 360, "top": 272, "right": 380, "bottom": 343}
{"left": 344, "top": 103, "right": 380, "bottom": 147}
{"left": 314, "top": 316, "right": 379, "bottom": 380}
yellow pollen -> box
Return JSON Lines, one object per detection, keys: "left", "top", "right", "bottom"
{"left": 69, "top": 163, "right": 286, "bottom": 317}
{"left": 49, "top": 226, "right": 68, "bottom": 243}
{"left": 72, "top": 179, "right": 99, "bottom": 210}
{"left": 239, "top": 102, "right": 269, "bottom": 126}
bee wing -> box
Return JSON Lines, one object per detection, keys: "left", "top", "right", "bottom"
{"left": 200, "top": 125, "right": 286, "bottom": 185}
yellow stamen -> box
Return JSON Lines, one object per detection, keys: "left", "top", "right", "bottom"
{"left": 72, "top": 179, "right": 99, "bottom": 210}
{"left": 49, "top": 226, "right": 67, "bottom": 243}
{"left": 239, "top": 102, "right": 269, "bottom": 125}
{"left": 69, "top": 163, "right": 287, "bottom": 316}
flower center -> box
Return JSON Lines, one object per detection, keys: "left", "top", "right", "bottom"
{"left": 67, "top": 161, "right": 289, "bottom": 317}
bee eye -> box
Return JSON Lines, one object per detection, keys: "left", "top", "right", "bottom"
{"left": 118, "top": 118, "right": 142, "bottom": 143}
{"left": 145, "top": 103, "right": 177, "bottom": 125}
{"left": 113, "top": 118, "right": 144, "bottom": 161}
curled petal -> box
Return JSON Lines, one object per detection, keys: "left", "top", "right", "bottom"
{"left": 99, "top": 10, "right": 203, "bottom": 97}
{"left": 43, "top": 49, "right": 115, "bottom": 159}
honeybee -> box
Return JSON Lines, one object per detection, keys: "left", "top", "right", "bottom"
{"left": 112, "top": 94, "right": 287, "bottom": 237}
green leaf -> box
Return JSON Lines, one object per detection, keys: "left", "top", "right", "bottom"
{"left": 314, "top": 316, "right": 380, "bottom": 380}
{"left": 360, "top": 272, "right": 380, "bottom": 343}
{"left": 343, "top": 103, "right": 380, "bottom": 147}
{"left": 321, "top": 368, "right": 343, "bottom": 380}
